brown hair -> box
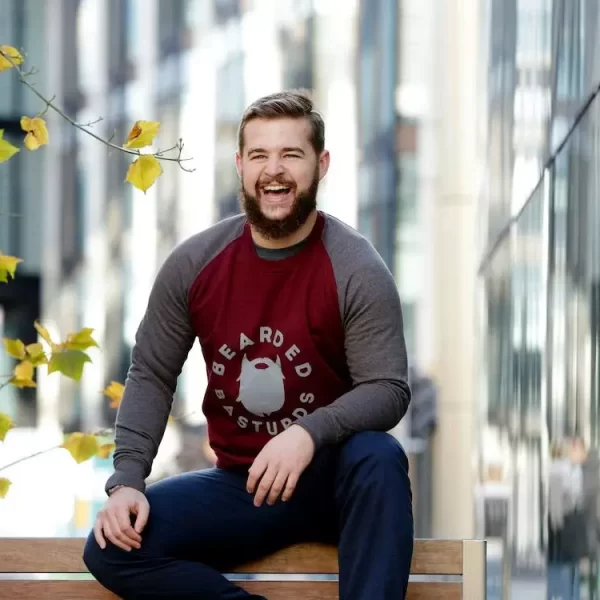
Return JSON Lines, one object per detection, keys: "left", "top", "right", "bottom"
{"left": 237, "top": 89, "right": 325, "bottom": 156}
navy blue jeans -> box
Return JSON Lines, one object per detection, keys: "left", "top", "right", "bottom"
{"left": 83, "top": 431, "right": 414, "bottom": 599}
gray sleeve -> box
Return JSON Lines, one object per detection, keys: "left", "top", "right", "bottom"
{"left": 104, "top": 216, "right": 245, "bottom": 495}
{"left": 104, "top": 249, "right": 196, "bottom": 495}
{"left": 296, "top": 220, "right": 411, "bottom": 449}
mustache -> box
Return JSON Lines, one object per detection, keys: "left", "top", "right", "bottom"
{"left": 256, "top": 178, "right": 296, "bottom": 188}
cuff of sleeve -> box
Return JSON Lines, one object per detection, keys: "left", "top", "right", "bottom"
{"left": 104, "top": 462, "right": 147, "bottom": 496}
{"left": 295, "top": 409, "right": 339, "bottom": 451}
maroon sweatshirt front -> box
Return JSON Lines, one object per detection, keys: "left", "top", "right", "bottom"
{"left": 106, "top": 211, "right": 410, "bottom": 494}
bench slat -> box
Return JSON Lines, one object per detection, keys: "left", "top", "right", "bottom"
{"left": 0, "top": 538, "right": 463, "bottom": 575}
{"left": 0, "top": 580, "right": 462, "bottom": 599}
{"left": 239, "top": 539, "right": 462, "bottom": 575}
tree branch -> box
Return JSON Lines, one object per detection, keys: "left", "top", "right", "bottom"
{"left": 0, "top": 406, "right": 200, "bottom": 475}
{"left": 0, "top": 48, "right": 195, "bottom": 172}
{"left": 0, "top": 444, "right": 61, "bottom": 473}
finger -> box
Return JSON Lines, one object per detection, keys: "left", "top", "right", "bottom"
{"left": 254, "top": 463, "right": 278, "bottom": 507}
{"left": 281, "top": 471, "right": 300, "bottom": 502}
{"left": 106, "top": 510, "right": 137, "bottom": 551}
{"left": 102, "top": 515, "right": 134, "bottom": 552}
{"left": 267, "top": 469, "right": 289, "bottom": 506}
{"left": 133, "top": 500, "right": 150, "bottom": 534}
{"left": 247, "top": 455, "right": 268, "bottom": 494}
{"left": 115, "top": 507, "right": 141, "bottom": 548}
{"left": 93, "top": 516, "right": 106, "bottom": 550}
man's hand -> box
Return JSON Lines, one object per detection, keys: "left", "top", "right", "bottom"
{"left": 247, "top": 424, "right": 315, "bottom": 507}
{"left": 93, "top": 487, "right": 150, "bottom": 552}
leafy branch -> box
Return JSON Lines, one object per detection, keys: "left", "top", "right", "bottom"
{"left": 0, "top": 42, "right": 200, "bottom": 499}
{"left": 0, "top": 378, "right": 197, "bottom": 499}
{"left": 0, "top": 44, "right": 195, "bottom": 192}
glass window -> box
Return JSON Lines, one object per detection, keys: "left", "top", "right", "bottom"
{"left": 279, "top": 17, "right": 313, "bottom": 89}
{"left": 158, "top": 0, "right": 185, "bottom": 55}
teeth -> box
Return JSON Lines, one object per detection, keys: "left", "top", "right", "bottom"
{"left": 264, "top": 186, "right": 289, "bottom": 192}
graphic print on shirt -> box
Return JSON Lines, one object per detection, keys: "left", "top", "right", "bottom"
{"left": 211, "top": 326, "right": 316, "bottom": 436}
{"left": 236, "top": 354, "right": 286, "bottom": 417}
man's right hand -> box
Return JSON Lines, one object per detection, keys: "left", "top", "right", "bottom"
{"left": 93, "top": 486, "right": 150, "bottom": 552}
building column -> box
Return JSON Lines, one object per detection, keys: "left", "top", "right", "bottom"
{"left": 429, "top": 0, "right": 480, "bottom": 539}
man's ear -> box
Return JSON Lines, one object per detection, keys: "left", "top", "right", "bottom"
{"left": 235, "top": 151, "right": 242, "bottom": 179}
{"left": 318, "top": 149, "right": 330, "bottom": 181}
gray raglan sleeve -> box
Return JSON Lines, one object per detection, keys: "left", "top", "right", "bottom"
{"left": 104, "top": 249, "right": 196, "bottom": 495}
{"left": 296, "top": 232, "right": 411, "bottom": 449}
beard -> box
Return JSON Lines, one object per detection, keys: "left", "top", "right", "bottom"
{"left": 239, "top": 168, "right": 320, "bottom": 241}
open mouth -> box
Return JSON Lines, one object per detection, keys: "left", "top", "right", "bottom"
{"left": 260, "top": 184, "right": 293, "bottom": 199}
{"left": 263, "top": 185, "right": 292, "bottom": 196}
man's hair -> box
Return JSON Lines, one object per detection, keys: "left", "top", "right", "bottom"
{"left": 237, "top": 89, "right": 325, "bottom": 155}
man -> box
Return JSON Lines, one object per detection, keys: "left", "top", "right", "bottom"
{"left": 83, "top": 90, "right": 414, "bottom": 599}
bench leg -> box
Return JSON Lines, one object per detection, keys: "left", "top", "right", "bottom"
{"left": 462, "top": 540, "right": 487, "bottom": 599}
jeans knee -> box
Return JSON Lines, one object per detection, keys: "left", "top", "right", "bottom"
{"left": 340, "top": 431, "right": 408, "bottom": 474}
{"left": 83, "top": 535, "right": 101, "bottom": 576}
{"left": 83, "top": 531, "right": 131, "bottom": 594}
{"left": 83, "top": 533, "right": 111, "bottom": 580}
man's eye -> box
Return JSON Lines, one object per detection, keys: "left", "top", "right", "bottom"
{"left": 284, "top": 154, "right": 301, "bottom": 159}
{"left": 251, "top": 154, "right": 266, "bottom": 160}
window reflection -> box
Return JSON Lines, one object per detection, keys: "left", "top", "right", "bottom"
{"left": 479, "top": 0, "right": 600, "bottom": 592}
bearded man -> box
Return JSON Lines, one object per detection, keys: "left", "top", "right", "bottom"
{"left": 83, "top": 90, "right": 414, "bottom": 600}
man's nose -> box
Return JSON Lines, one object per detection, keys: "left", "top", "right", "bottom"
{"left": 264, "top": 157, "right": 284, "bottom": 176}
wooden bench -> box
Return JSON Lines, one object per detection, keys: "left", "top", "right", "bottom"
{"left": 0, "top": 537, "right": 486, "bottom": 598}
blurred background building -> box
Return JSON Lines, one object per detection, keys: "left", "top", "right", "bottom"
{"left": 1, "top": 0, "right": 599, "bottom": 597}
{"left": 477, "top": 0, "right": 600, "bottom": 597}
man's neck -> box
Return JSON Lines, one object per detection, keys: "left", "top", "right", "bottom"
{"left": 249, "top": 210, "right": 318, "bottom": 249}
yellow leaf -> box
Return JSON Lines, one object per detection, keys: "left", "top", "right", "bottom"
{"left": 0, "top": 129, "right": 19, "bottom": 163}
{"left": 25, "top": 342, "right": 47, "bottom": 366}
{"left": 0, "top": 45, "right": 23, "bottom": 72}
{"left": 21, "top": 116, "right": 49, "bottom": 151}
{"left": 0, "top": 412, "right": 14, "bottom": 442}
{"left": 125, "top": 155, "right": 162, "bottom": 193}
{"left": 0, "top": 478, "right": 11, "bottom": 499}
{"left": 10, "top": 360, "right": 36, "bottom": 388}
{"left": 48, "top": 348, "right": 91, "bottom": 381}
{"left": 123, "top": 120, "right": 160, "bottom": 149}
{"left": 62, "top": 432, "right": 100, "bottom": 464}
{"left": 64, "top": 327, "right": 99, "bottom": 352}
{"left": 34, "top": 321, "right": 55, "bottom": 347}
{"left": 103, "top": 381, "right": 125, "bottom": 409}
{"left": 96, "top": 443, "right": 115, "bottom": 459}
{"left": 3, "top": 338, "right": 25, "bottom": 360}
{"left": 0, "top": 250, "right": 22, "bottom": 282}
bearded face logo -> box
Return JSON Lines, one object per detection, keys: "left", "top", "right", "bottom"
{"left": 236, "top": 355, "right": 286, "bottom": 417}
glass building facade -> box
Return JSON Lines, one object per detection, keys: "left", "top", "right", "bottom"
{"left": 478, "top": 0, "right": 600, "bottom": 594}
{"left": 0, "top": 0, "right": 365, "bottom": 537}
{"left": 0, "top": 0, "right": 54, "bottom": 428}
{"left": 1, "top": 0, "right": 451, "bottom": 544}
{"left": 2, "top": 0, "right": 359, "bottom": 455}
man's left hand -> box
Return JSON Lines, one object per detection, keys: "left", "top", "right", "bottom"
{"left": 247, "top": 424, "right": 315, "bottom": 507}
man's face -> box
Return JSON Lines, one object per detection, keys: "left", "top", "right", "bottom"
{"left": 236, "top": 117, "right": 329, "bottom": 240}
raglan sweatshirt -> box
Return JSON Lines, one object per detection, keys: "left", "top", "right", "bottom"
{"left": 105, "top": 211, "right": 411, "bottom": 495}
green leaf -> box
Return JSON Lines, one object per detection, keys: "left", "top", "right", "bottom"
{"left": 25, "top": 342, "right": 47, "bottom": 366}
{"left": 3, "top": 338, "right": 25, "bottom": 360}
{"left": 9, "top": 359, "right": 36, "bottom": 388}
{"left": 64, "top": 328, "right": 99, "bottom": 352}
{"left": 0, "top": 250, "right": 22, "bottom": 282}
{"left": 48, "top": 349, "right": 91, "bottom": 381}
{"left": 0, "top": 478, "right": 11, "bottom": 499}
{"left": 0, "top": 412, "right": 14, "bottom": 442}
{"left": 0, "top": 129, "right": 20, "bottom": 164}
{"left": 62, "top": 433, "right": 100, "bottom": 464}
